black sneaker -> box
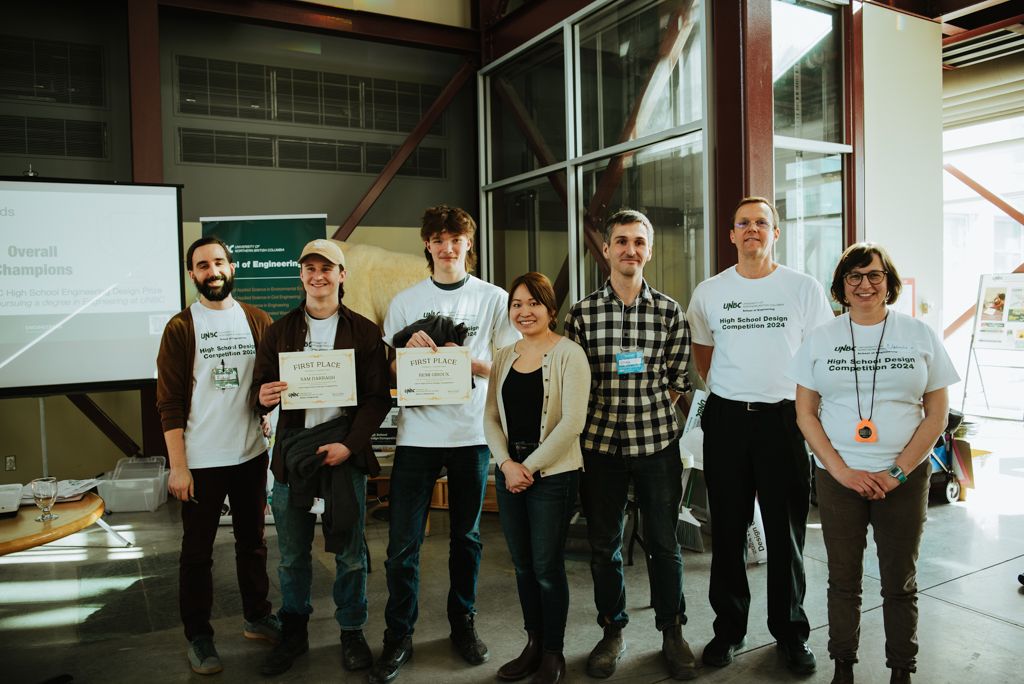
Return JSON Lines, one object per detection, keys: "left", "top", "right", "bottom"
{"left": 701, "top": 635, "right": 745, "bottom": 667}
{"left": 777, "top": 640, "right": 816, "bottom": 674}
{"left": 260, "top": 613, "right": 309, "bottom": 676}
{"left": 449, "top": 614, "right": 489, "bottom": 665}
{"left": 340, "top": 629, "right": 373, "bottom": 671}
{"left": 368, "top": 634, "right": 413, "bottom": 684}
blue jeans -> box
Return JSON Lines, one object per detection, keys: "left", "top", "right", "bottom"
{"left": 580, "top": 441, "right": 686, "bottom": 630}
{"left": 271, "top": 474, "right": 368, "bottom": 630}
{"left": 495, "top": 468, "right": 578, "bottom": 652}
{"left": 383, "top": 445, "right": 489, "bottom": 638}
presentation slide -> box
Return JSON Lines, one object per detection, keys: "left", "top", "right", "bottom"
{"left": 0, "top": 179, "right": 183, "bottom": 396}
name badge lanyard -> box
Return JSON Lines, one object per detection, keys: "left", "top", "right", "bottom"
{"left": 615, "top": 301, "right": 645, "bottom": 375}
{"left": 849, "top": 312, "right": 888, "bottom": 443}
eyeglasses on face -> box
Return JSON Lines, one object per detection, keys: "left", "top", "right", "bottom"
{"left": 844, "top": 270, "right": 887, "bottom": 286}
{"left": 733, "top": 219, "right": 773, "bottom": 230}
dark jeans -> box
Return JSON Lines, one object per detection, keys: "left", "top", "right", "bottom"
{"left": 383, "top": 445, "right": 489, "bottom": 639}
{"left": 495, "top": 467, "right": 579, "bottom": 652}
{"left": 580, "top": 441, "right": 686, "bottom": 630}
{"left": 270, "top": 470, "right": 368, "bottom": 629}
{"left": 179, "top": 451, "right": 271, "bottom": 641}
{"left": 701, "top": 393, "right": 811, "bottom": 644}
{"left": 816, "top": 462, "right": 929, "bottom": 670}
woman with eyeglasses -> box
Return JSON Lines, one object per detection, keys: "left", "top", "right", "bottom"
{"left": 483, "top": 272, "right": 590, "bottom": 684}
{"left": 787, "top": 243, "right": 959, "bottom": 684}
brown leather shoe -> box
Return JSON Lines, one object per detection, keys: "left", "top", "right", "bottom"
{"left": 529, "top": 652, "right": 565, "bottom": 684}
{"left": 497, "top": 631, "right": 541, "bottom": 681}
{"left": 586, "top": 625, "right": 625, "bottom": 678}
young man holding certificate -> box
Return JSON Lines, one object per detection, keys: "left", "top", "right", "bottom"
{"left": 157, "top": 236, "right": 278, "bottom": 676}
{"left": 370, "top": 206, "right": 519, "bottom": 684}
{"left": 253, "top": 238, "right": 391, "bottom": 676}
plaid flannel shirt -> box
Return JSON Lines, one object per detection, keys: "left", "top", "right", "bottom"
{"left": 564, "top": 279, "right": 692, "bottom": 457}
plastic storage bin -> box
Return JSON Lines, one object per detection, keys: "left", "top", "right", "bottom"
{"left": 97, "top": 456, "right": 169, "bottom": 512}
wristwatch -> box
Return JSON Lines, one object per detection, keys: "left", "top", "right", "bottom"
{"left": 887, "top": 464, "right": 907, "bottom": 484}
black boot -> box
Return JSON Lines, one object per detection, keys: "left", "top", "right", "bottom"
{"left": 449, "top": 613, "right": 489, "bottom": 665}
{"left": 340, "top": 629, "right": 373, "bottom": 671}
{"left": 260, "top": 612, "right": 309, "bottom": 676}
{"left": 368, "top": 632, "right": 413, "bottom": 684}
{"left": 832, "top": 659, "right": 855, "bottom": 684}
{"left": 529, "top": 652, "right": 565, "bottom": 684}
{"left": 890, "top": 667, "right": 912, "bottom": 684}
{"left": 497, "top": 631, "right": 542, "bottom": 681}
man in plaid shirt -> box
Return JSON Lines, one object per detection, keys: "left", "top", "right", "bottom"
{"left": 564, "top": 208, "right": 695, "bottom": 681}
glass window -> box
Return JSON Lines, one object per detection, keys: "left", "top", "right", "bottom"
{"left": 772, "top": 0, "right": 843, "bottom": 143}
{"left": 488, "top": 33, "right": 566, "bottom": 182}
{"left": 489, "top": 172, "right": 571, "bottom": 325}
{"left": 774, "top": 147, "right": 844, "bottom": 305}
{"left": 579, "top": 133, "right": 705, "bottom": 305}
{"left": 578, "top": 0, "right": 703, "bottom": 155}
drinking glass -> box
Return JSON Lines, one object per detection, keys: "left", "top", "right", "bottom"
{"left": 30, "top": 476, "right": 59, "bottom": 522}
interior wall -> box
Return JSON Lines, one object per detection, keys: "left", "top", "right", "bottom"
{"left": 861, "top": 3, "right": 943, "bottom": 332}
{"left": 302, "top": 0, "right": 472, "bottom": 28}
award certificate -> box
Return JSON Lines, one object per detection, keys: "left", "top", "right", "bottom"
{"left": 396, "top": 346, "right": 472, "bottom": 406}
{"left": 279, "top": 349, "right": 357, "bottom": 410}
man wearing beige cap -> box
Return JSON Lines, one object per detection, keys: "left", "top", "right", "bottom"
{"left": 253, "top": 238, "right": 392, "bottom": 676}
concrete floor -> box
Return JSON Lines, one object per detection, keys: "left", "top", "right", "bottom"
{"left": 1, "top": 417, "right": 1021, "bottom": 684}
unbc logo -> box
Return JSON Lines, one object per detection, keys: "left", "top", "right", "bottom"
{"left": 722, "top": 301, "right": 741, "bottom": 311}
{"left": 833, "top": 344, "right": 853, "bottom": 352}
{"left": 201, "top": 331, "right": 219, "bottom": 341}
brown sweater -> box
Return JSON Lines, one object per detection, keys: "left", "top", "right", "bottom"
{"left": 155, "top": 301, "right": 272, "bottom": 433}
{"left": 253, "top": 302, "right": 391, "bottom": 482}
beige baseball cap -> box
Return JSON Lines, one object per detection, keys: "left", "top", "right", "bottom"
{"left": 298, "top": 239, "right": 345, "bottom": 268}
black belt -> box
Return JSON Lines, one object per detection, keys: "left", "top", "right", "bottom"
{"left": 715, "top": 395, "right": 794, "bottom": 412}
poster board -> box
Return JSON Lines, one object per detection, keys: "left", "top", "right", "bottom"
{"left": 972, "top": 272, "right": 1024, "bottom": 350}
{"left": 200, "top": 215, "right": 326, "bottom": 320}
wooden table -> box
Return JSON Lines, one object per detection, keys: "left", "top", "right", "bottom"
{"left": 0, "top": 492, "right": 105, "bottom": 555}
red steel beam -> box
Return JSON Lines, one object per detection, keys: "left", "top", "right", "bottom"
{"left": 485, "top": 0, "right": 592, "bottom": 62}
{"left": 158, "top": 0, "right": 479, "bottom": 54}
{"left": 128, "top": 0, "right": 164, "bottom": 183}
{"left": 332, "top": 60, "right": 475, "bottom": 241}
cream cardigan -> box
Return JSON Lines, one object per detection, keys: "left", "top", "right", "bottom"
{"left": 484, "top": 336, "right": 591, "bottom": 477}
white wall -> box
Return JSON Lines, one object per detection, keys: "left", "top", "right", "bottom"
{"left": 862, "top": 4, "right": 944, "bottom": 332}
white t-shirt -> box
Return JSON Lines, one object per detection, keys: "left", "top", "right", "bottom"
{"left": 787, "top": 311, "right": 960, "bottom": 471}
{"left": 303, "top": 311, "right": 342, "bottom": 429}
{"left": 383, "top": 276, "right": 520, "bottom": 447}
{"left": 687, "top": 264, "right": 834, "bottom": 402}
{"left": 184, "top": 301, "right": 265, "bottom": 468}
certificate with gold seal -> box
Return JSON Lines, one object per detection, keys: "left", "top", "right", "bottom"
{"left": 279, "top": 349, "right": 357, "bottom": 410}
{"left": 396, "top": 346, "right": 472, "bottom": 406}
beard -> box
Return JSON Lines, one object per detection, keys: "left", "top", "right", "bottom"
{"left": 195, "top": 272, "right": 234, "bottom": 301}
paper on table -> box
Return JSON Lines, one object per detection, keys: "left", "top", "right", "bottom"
{"left": 20, "top": 478, "right": 99, "bottom": 504}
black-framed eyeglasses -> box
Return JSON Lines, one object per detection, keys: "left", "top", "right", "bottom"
{"left": 844, "top": 270, "right": 887, "bottom": 286}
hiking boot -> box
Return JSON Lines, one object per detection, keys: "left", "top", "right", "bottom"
{"left": 340, "top": 629, "right": 373, "bottom": 671}
{"left": 449, "top": 613, "right": 489, "bottom": 665}
{"left": 661, "top": 624, "right": 696, "bottom": 680}
{"left": 586, "top": 625, "right": 625, "bottom": 679}
{"left": 243, "top": 613, "right": 282, "bottom": 644}
{"left": 187, "top": 636, "right": 223, "bottom": 675}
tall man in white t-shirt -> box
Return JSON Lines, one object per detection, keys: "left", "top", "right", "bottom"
{"left": 253, "top": 239, "right": 392, "bottom": 676}
{"left": 686, "top": 197, "right": 834, "bottom": 675}
{"left": 369, "top": 206, "right": 519, "bottom": 684}
{"left": 157, "top": 237, "right": 279, "bottom": 676}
